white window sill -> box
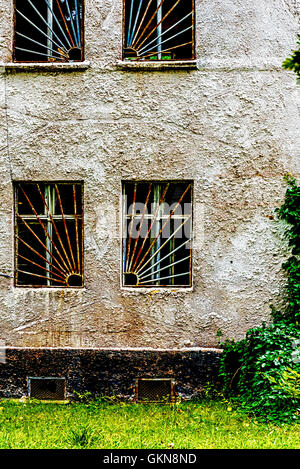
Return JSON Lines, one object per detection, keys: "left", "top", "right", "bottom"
{"left": 0, "top": 60, "right": 197, "bottom": 72}
{"left": 121, "top": 286, "right": 193, "bottom": 294}
{"left": 0, "top": 61, "right": 90, "bottom": 72}
{"left": 116, "top": 60, "right": 197, "bottom": 71}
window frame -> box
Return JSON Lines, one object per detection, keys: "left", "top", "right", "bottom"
{"left": 14, "top": 181, "right": 84, "bottom": 288}
{"left": 121, "top": 180, "right": 193, "bottom": 289}
{"left": 122, "top": 0, "right": 196, "bottom": 62}
{"left": 12, "top": 0, "right": 85, "bottom": 63}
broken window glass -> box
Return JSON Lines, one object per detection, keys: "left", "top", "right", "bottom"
{"left": 123, "top": 0, "right": 195, "bottom": 61}
{"left": 14, "top": 182, "right": 83, "bottom": 287}
{"left": 123, "top": 181, "right": 192, "bottom": 287}
{"left": 14, "top": 0, "right": 84, "bottom": 62}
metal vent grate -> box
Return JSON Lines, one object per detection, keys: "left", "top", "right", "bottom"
{"left": 136, "top": 378, "right": 175, "bottom": 402}
{"left": 28, "top": 377, "right": 66, "bottom": 400}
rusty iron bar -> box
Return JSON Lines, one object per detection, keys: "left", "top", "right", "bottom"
{"left": 15, "top": 32, "right": 68, "bottom": 58}
{"left": 73, "top": 184, "right": 81, "bottom": 274}
{"left": 127, "top": 0, "right": 135, "bottom": 45}
{"left": 130, "top": 183, "right": 169, "bottom": 273}
{"left": 37, "top": 184, "right": 74, "bottom": 274}
{"left": 139, "top": 254, "right": 191, "bottom": 281}
{"left": 137, "top": 237, "right": 191, "bottom": 276}
{"left": 17, "top": 235, "right": 66, "bottom": 277}
{"left": 137, "top": 41, "right": 192, "bottom": 59}
{"left": 20, "top": 185, "right": 71, "bottom": 275}
{"left": 134, "top": 0, "right": 182, "bottom": 51}
{"left": 125, "top": 182, "right": 137, "bottom": 272}
{"left": 65, "top": 0, "right": 80, "bottom": 47}
{"left": 24, "top": 0, "right": 69, "bottom": 52}
{"left": 135, "top": 214, "right": 192, "bottom": 275}
{"left": 15, "top": 0, "right": 84, "bottom": 62}
{"left": 17, "top": 269, "right": 66, "bottom": 284}
{"left": 123, "top": 182, "right": 192, "bottom": 287}
{"left": 16, "top": 8, "right": 69, "bottom": 54}
{"left": 138, "top": 11, "right": 193, "bottom": 53}
{"left": 44, "top": 0, "right": 72, "bottom": 49}
{"left": 128, "top": 0, "right": 144, "bottom": 46}
{"left": 17, "top": 214, "right": 68, "bottom": 275}
{"left": 55, "top": 184, "right": 77, "bottom": 273}
{"left": 15, "top": 182, "right": 83, "bottom": 287}
{"left": 139, "top": 271, "right": 190, "bottom": 285}
{"left": 139, "top": 25, "right": 192, "bottom": 55}
{"left": 132, "top": 0, "right": 166, "bottom": 49}
{"left": 130, "top": 0, "right": 153, "bottom": 47}
{"left": 128, "top": 183, "right": 152, "bottom": 272}
{"left": 15, "top": 47, "right": 64, "bottom": 60}
{"left": 74, "top": 0, "right": 81, "bottom": 46}
{"left": 133, "top": 183, "right": 191, "bottom": 273}
{"left": 125, "top": 0, "right": 194, "bottom": 61}
{"left": 18, "top": 253, "right": 67, "bottom": 281}
{"left": 55, "top": 0, "right": 76, "bottom": 48}
{"left": 192, "top": 0, "right": 195, "bottom": 59}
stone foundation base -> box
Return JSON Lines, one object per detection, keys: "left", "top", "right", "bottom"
{"left": 0, "top": 348, "right": 222, "bottom": 400}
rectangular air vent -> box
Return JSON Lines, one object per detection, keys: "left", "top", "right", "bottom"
{"left": 135, "top": 378, "right": 175, "bottom": 402}
{"left": 28, "top": 377, "right": 66, "bottom": 400}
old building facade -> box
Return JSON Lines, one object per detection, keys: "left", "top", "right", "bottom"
{"left": 0, "top": 0, "right": 299, "bottom": 399}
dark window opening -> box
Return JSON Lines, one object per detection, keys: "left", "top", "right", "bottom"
{"left": 123, "top": 0, "right": 195, "bottom": 61}
{"left": 14, "top": 181, "right": 84, "bottom": 287}
{"left": 123, "top": 181, "right": 192, "bottom": 287}
{"left": 14, "top": 0, "right": 84, "bottom": 62}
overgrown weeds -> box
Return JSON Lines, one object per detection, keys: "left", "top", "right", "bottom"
{"left": 0, "top": 399, "right": 298, "bottom": 449}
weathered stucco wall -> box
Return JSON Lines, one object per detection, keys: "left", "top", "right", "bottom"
{"left": 0, "top": 0, "right": 299, "bottom": 350}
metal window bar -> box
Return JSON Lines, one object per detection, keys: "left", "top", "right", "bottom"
{"left": 123, "top": 0, "right": 194, "bottom": 61}
{"left": 156, "top": 0, "right": 162, "bottom": 59}
{"left": 151, "top": 184, "right": 163, "bottom": 284}
{"left": 14, "top": 0, "right": 84, "bottom": 62}
{"left": 47, "top": 0, "right": 53, "bottom": 58}
{"left": 123, "top": 181, "right": 192, "bottom": 287}
{"left": 15, "top": 182, "right": 83, "bottom": 287}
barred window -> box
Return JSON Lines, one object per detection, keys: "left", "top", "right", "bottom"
{"left": 123, "top": 0, "right": 195, "bottom": 61}
{"left": 14, "top": 0, "right": 84, "bottom": 62}
{"left": 14, "top": 182, "right": 83, "bottom": 287}
{"left": 122, "top": 181, "right": 192, "bottom": 287}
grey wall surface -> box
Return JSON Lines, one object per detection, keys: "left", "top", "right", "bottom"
{"left": 0, "top": 0, "right": 299, "bottom": 350}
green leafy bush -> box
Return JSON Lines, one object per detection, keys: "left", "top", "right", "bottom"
{"left": 268, "top": 367, "right": 300, "bottom": 400}
{"left": 282, "top": 35, "right": 300, "bottom": 79}
{"left": 219, "top": 177, "right": 300, "bottom": 423}
{"left": 219, "top": 323, "right": 300, "bottom": 422}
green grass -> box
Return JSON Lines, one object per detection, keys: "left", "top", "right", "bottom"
{"left": 0, "top": 399, "right": 298, "bottom": 449}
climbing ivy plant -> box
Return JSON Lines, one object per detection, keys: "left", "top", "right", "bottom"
{"left": 218, "top": 177, "right": 300, "bottom": 423}
{"left": 282, "top": 35, "right": 300, "bottom": 79}
{"left": 275, "top": 176, "right": 300, "bottom": 324}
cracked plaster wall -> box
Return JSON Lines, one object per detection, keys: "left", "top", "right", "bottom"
{"left": 0, "top": 0, "right": 299, "bottom": 349}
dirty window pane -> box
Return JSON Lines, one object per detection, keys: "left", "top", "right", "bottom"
{"left": 123, "top": 0, "right": 195, "bottom": 61}
{"left": 14, "top": 182, "right": 83, "bottom": 287}
{"left": 122, "top": 181, "right": 192, "bottom": 287}
{"left": 14, "top": 0, "right": 84, "bottom": 62}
